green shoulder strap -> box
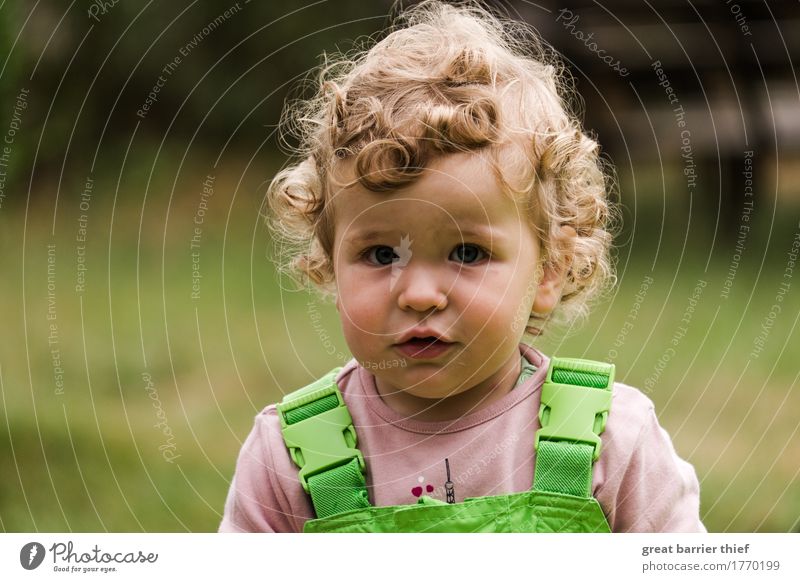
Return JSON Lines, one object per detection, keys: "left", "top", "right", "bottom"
{"left": 533, "top": 357, "right": 614, "bottom": 497}
{"left": 276, "top": 368, "right": 371, "bottom": 519}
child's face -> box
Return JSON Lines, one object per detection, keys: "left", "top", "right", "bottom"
{"left": 331, "top": 152, "right": 561, "bottom": 409}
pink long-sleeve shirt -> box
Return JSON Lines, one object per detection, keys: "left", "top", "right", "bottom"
{"left": 219, "top": 343, "right": 706, "bottom": 532}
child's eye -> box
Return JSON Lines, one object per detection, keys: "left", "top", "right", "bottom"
{"left": 450, "top": 244, "right": 487, "bottom": 264}
{"left": 363, "top": 245, "right": 399, "bottom": 266}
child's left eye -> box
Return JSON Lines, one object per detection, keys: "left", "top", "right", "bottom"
{"left": 363, "top": 245, "right": 399, "bottom": 265}
{"left": 450, "top": 244, "right": 487, "bottom": 264}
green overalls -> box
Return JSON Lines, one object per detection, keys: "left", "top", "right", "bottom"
{"left": 277, "top": 357, "right": 614, "bottom": 532}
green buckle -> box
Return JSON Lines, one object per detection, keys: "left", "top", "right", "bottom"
{"left": 277, "top": 380, "right": 365, "bottom": 494}
{"left": 534, "top": 358, "right": 614, "bottom": 461}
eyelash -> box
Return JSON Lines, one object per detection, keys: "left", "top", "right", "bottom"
{"left": 360, "top": 243, "right": 489, "bottom": 266}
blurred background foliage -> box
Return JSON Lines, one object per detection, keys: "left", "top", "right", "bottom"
{"left": 0, "top": 0, "right": 798, "bottom": 532}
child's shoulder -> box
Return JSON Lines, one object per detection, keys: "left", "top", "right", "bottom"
{"left": 603, "top": 380, "right": 663, "bottom": 457}
{"left": 610, "top": 381, "right": 656, "bottom": 417}
{"left": 244, "top": 361, "right": 364, "bottom": 483}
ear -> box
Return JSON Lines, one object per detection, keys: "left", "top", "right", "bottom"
{"left": 532, "top": 226, "right": 576, "bottom": 315}
{"left": 531, "top": 263, "right": 563, "bottom": 315}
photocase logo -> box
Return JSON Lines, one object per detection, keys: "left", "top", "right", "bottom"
{"left": 389, "top": 234, "right": 413, "bottom": 291}
{"left": 19, "top": 542, "right": 46, "bottom": 570}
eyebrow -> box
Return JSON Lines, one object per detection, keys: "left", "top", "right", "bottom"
{"left": 346, "top": 225, "right": 505, "bottom": 244}
{"left": 346, "top": 231, "right": 388, "bottom": 244}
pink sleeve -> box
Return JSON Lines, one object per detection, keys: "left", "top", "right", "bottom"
{"left": 218, "top": 411, "right": 298, "bottom": 533}
{"left": 598, "top": 405, "right": 706, "bottom": 533}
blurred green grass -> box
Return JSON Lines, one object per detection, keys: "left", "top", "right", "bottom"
{"left": 1, "top": 163, "right": 798, "bottom": 532}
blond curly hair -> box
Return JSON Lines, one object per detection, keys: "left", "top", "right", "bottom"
{"left": 266, "top": 0, "right": 616, "bottom": 335}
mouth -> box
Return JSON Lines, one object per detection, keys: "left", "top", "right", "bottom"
{"left": 393, "top": 336, "right": 455, "bottom": 360}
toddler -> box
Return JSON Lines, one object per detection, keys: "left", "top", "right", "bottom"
{"left": 220, "top": 0, "right": 704, "bottom": 533}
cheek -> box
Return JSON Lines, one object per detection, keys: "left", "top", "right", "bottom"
{"left": 336, "top": 276, "right": 387, "bottom": 336}
{"left": 459, "top": 266, "right": 534, "bottom": 325}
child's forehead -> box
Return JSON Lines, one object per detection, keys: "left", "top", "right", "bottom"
{"left": 329, "top": 144, "right": 531, "bottom": 203}
{"left": 330, "top": 150, "right": 530, "bottom": 221}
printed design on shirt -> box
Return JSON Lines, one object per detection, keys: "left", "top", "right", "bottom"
{"left": 409, "top": 458, "right": 457, "bottom": 503}
{"left": 411, "top": 475, "right": 434, "bottom": 498}
{"left": 444, "top": 458, "right": 455, "bottom": 504}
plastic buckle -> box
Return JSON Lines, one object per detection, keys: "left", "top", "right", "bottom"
{"left": 277, "top": 384, "right": 365, "bottom": 494}
{"left": 534, "top": 358, "right": 614, "bottom": 462}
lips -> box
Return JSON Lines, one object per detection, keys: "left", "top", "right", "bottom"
{"left": 396, "top": 327, "right": 452, "bottom": 344}
{"left": 394, "top": 336, "right": 455, "bottom": 359}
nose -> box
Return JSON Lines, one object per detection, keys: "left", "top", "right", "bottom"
{"left": 395, "top": 262, "right": 448, "bottom": 313}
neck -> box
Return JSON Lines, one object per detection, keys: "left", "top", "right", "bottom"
{"left": 374, "top": 353, "right": 523, "bottom": 422}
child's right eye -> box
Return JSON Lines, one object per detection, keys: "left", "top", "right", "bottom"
{"left": 362, "top": 245, "right": 399, "bottom": 266}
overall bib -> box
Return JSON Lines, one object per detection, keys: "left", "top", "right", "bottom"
{"left": 277, "top": 357, "right": 614, "bottom": 533}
